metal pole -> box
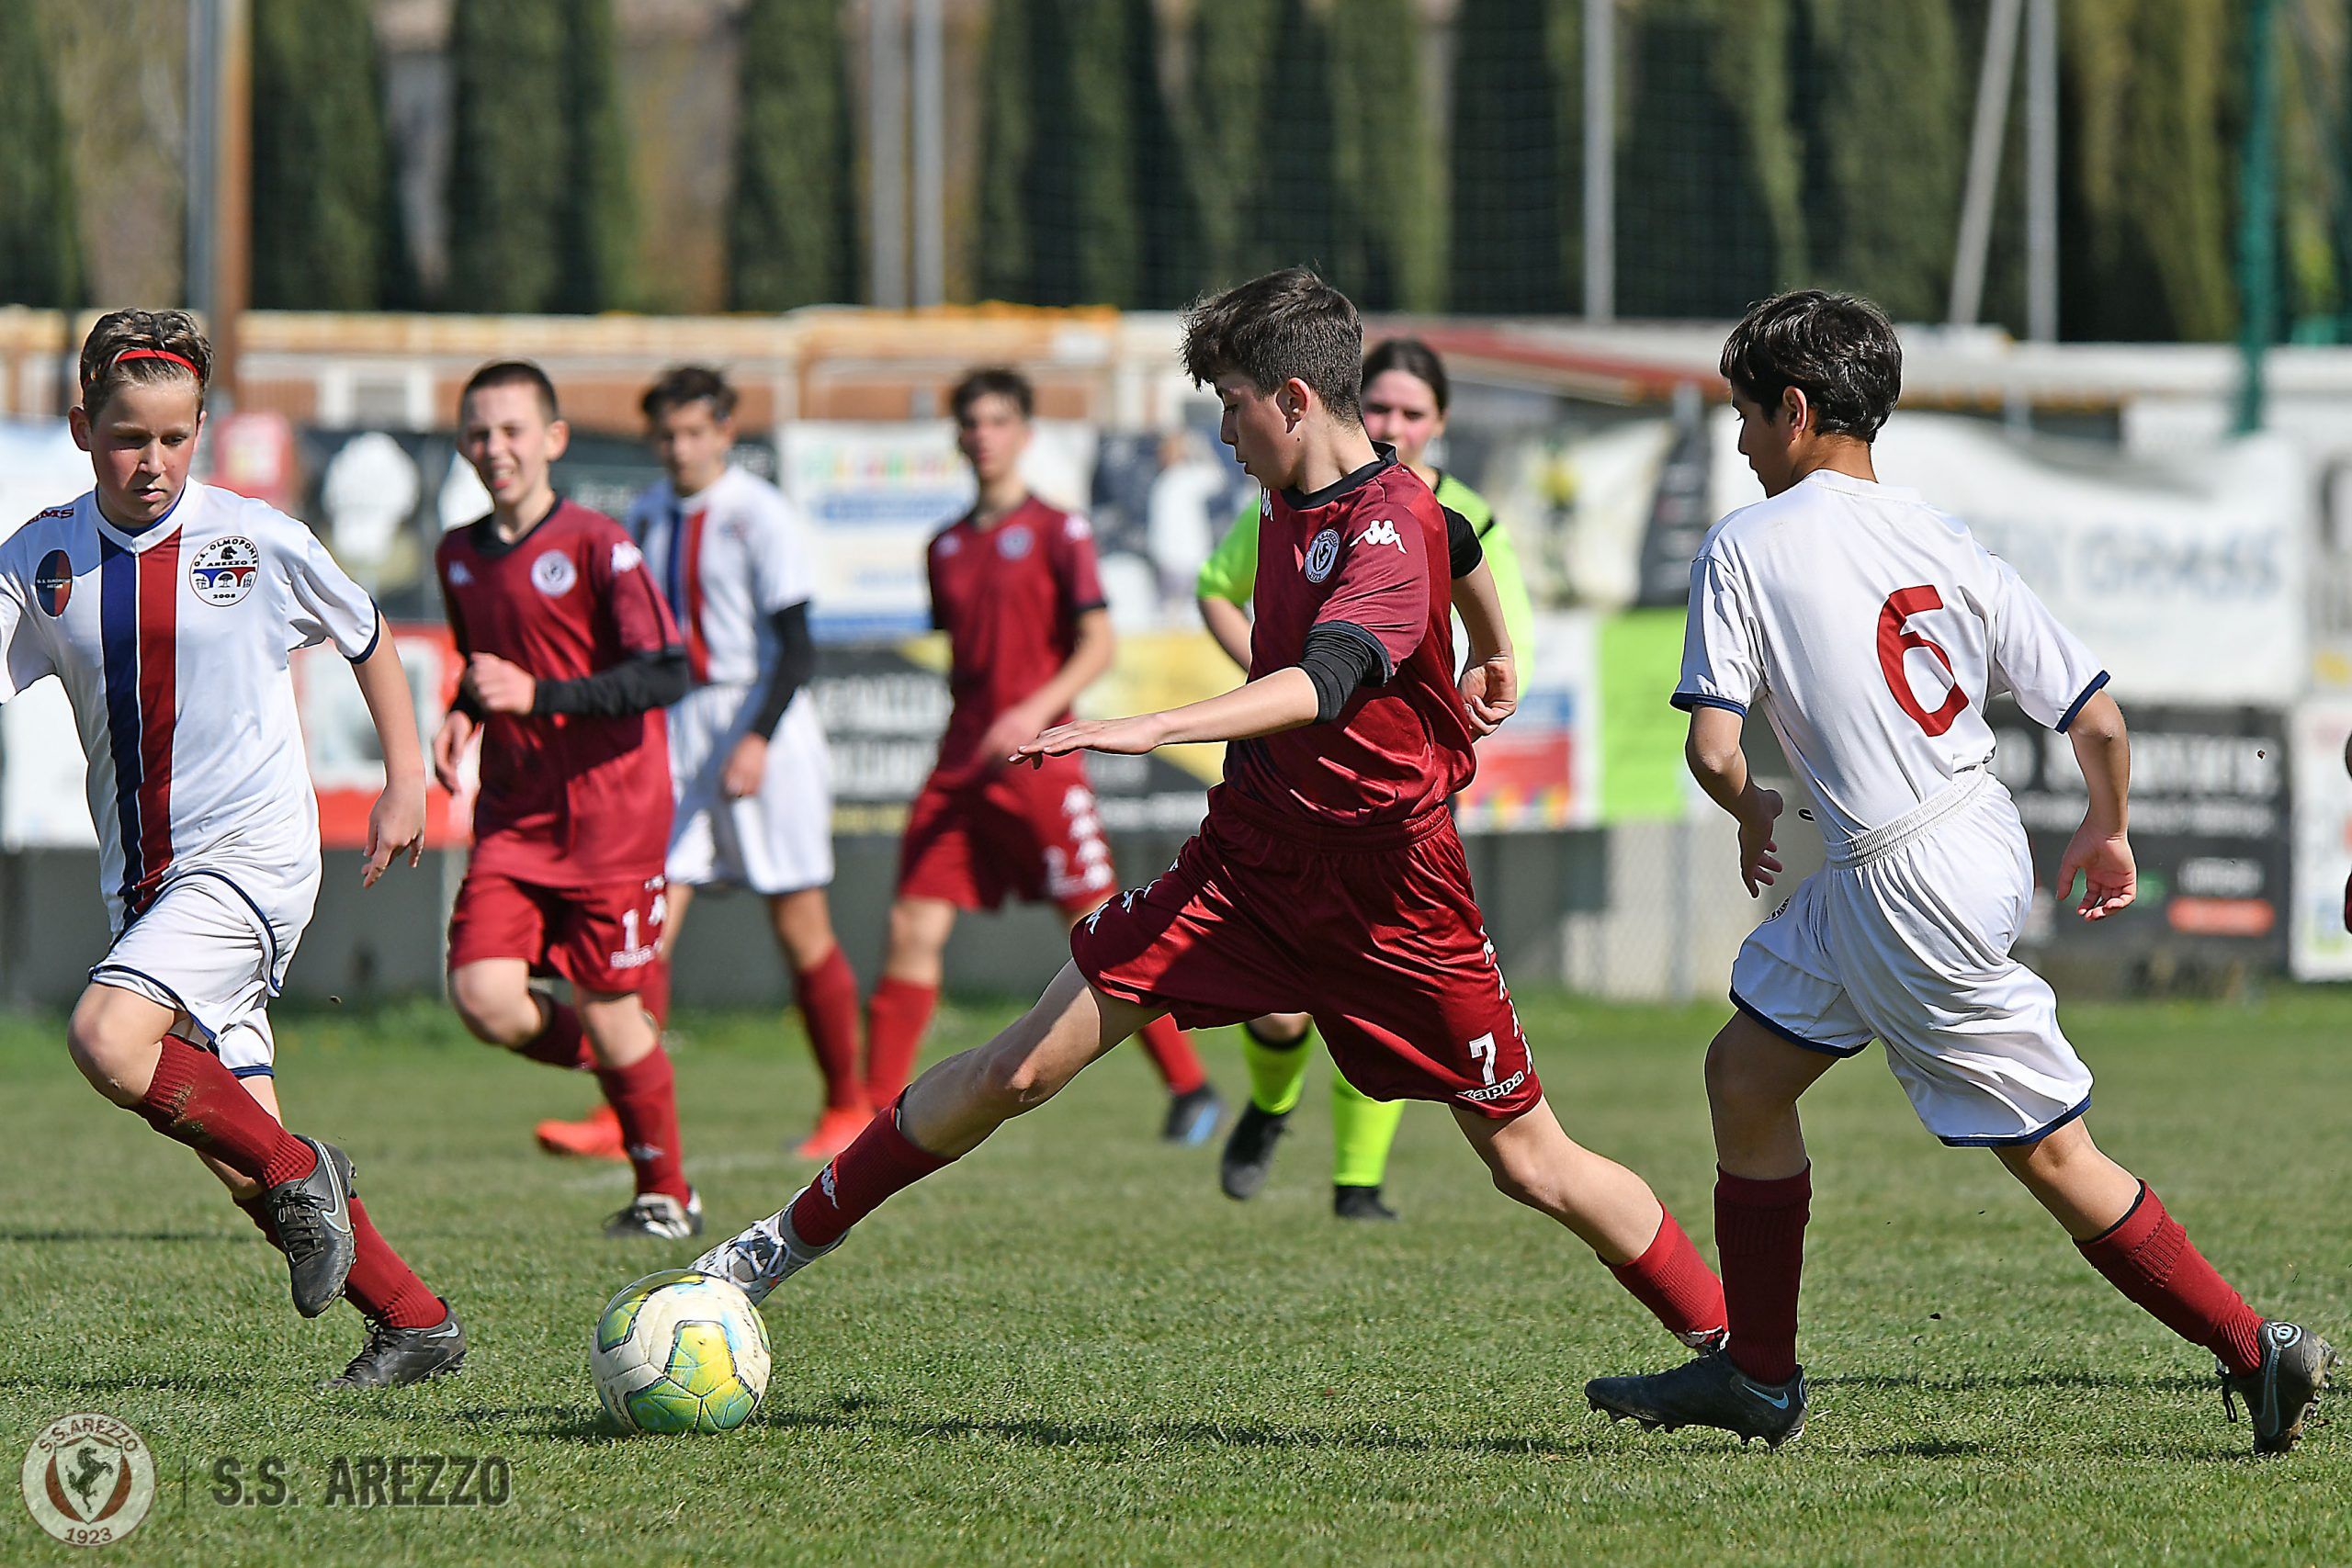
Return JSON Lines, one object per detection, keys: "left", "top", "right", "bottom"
{"left": 1949, "top": 0, "right": 2023, "bottom": 326}
{"left": 1581, "top": 0, "right": 1614, "bottom": 321}
{"left": 867, "top": 0, "right": 908, "bottom": 309}
{"left": 911, "top": 0, "right": 944, "bottom": 307}
{"left": 2024, "top": 0, "right": 2059, "bottom": 341}
{"left": 2234, "top": 0, "right": 2279, "bottom": 434}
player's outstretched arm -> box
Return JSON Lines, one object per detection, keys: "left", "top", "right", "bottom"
{"left": 1685, "top": 705, "right": 1782, "bottom": 897}
{"left": 350, "top": 637, "right": 427, "bottom": 886}
{"left": 1016, "top": 668, "right": 1320, "bottom": 761}
{"left": 2056, "top": 688, "right": 2135, "bottom": 920}
{"left": 1450, "top": 558, "right": 1517, "bottom": 737}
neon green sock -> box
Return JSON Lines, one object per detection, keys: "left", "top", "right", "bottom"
{"left": 1330, "top": 1070, "right": 1404, "bottom": 1188}
{"left": 1240, "top": 1021, "right": 1310, "bottom": 1116}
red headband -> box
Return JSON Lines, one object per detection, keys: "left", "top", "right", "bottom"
{"left": 106, "top": 347, "right": 200, "bottom": 376}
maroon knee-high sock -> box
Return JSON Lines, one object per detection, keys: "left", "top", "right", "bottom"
{"left": 863, "top": 976, "right": 938, "bottom": 1105}
{"left": 2077, "top": 1183, "right": 2265, "bottom": 1375}
{"left": 597, "top": 1046, "right": 690, "bottom": 1201}
{"left": 137, "top": 1038, "right": 315, "bottom": 1187}
{"left": 787, "top": 1094, "right": 955, "bottom": 1248}
{"left": 240, "top": 1193, "right": 444, "bottom": 1330}
{"left": 1716, "top": 1167, "right": 1811, "bottom": 1385}
{"left": 1607, "top": 1208, "right": 1728, "bottom": 1345}
{"left": 795, "top": 947, "right": 867, "bottom": 1112}
{"left": 1135, "top": 1015, "right": 1206, "bottom": 1095}
{"left": 515, "top": 998, "right": 592, "bottom": 1068}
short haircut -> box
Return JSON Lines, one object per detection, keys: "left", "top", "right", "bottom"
{"left": 460, "top": 359, "right": 560, "bottom": 422}
{"left": 1720, "top": 289, "right": 1902, "bottom": 442}
{"left": 641, "top": 365, "right": 738, "bottom": 424}
{"left": 78, "top": 309, "right": 211, "bottom": 415}
{"left": 1180, "top": 267, "right": 1363, "bottom": 423}
{"left": 950, "top": 366, "right": 1033, "bottom": 423}
{"left": 1362, "top": 336, "right": 1450, "bottom": 413}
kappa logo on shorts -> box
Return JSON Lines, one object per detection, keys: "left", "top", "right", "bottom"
{"left": 531, "top": 550, "right": 577, "bottom": 596}
{"left": 189, "top": 536, "right": 262, "bottom": 606}
{"left": 1460, "top": 1067, "right": 1528, "bottom": 1104}
{"left": 1304, "top": 527, "right": 1342, "bottom": 583}
{"left": 997, "top": 525, "right": 1034, "bottom": 560}
{"left": 33, "top": 549, "right": 74, "bottom": 615}
{"left": 1353, "top": 519, "right": 1406, "bottom": 553}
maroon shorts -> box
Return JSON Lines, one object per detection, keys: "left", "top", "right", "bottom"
{"left": 896, "top": 754, "right": 1118, "bottom": 914}
{"left": 447, "top": 865, "right": 668, "bottom": 996}
{"left": 1070, "top": 796, "right": 1541, "bottom": 1118}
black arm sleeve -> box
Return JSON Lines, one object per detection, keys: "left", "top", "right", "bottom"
{"left": 1443, "top": 505, "right": 1484, "bottom": 580}
{"left": 532, "top": 648, "right": 693, "bottom": 719}
{"left": 1298, "top": 623, "right": 1386, "bottom": 723}
{"left": 744, "top": 601, "right": 818, "bottom": 739}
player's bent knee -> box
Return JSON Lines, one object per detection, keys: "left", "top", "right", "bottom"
{"left": 448, "top": 972, "right": 538, "bottom": 1048}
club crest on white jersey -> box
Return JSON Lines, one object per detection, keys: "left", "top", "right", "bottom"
{"left": 189, "top": 536, "right": 261, "bottom": 606}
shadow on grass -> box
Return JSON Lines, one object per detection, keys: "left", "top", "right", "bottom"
{"left": 0, "top": 1373, "right": 254, "bottom": 1397}
{"left": 1815, "top": 1371, "right": 2211, "bottom": 1395}
{"left": 0, "top": 1228, "right": 238, "bottom": 1244}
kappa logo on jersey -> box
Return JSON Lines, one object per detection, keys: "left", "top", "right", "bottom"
{"left": 1304, "top": 527, "right": 1342, "bottom": 583}
{"left": 446, "top": 560, "right": 473, "bottom": 587}
{"left": 997, "top": 525, "right": 1033, "bottom": 560}
{"left": 1354, "top": 519, "right": 1406, "bottom": 553}
{"left": 937, "top": 533, "right": 963, "bottom": 557}
{"left": 189, "top": 536, "right": 262, "bottom": 606}
{"left": 1063, "top": 513, "right": 1092, "bottom": 541}
{"left": 531, "top": 550, "right": 577, "bottom": 596}
{"left": 33, "top": 549, "right": 74, "bottom": 615}
{"left": 611, "top": 540, "right": 644, "bottom": 574}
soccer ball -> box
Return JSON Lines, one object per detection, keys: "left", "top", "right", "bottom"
{"left": 591, "top": 1269, "right": 771, "bottom": 1435}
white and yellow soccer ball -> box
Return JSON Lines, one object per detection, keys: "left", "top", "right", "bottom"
{"left": 591, "top": 1270, "right": 771, "bottom": 1434}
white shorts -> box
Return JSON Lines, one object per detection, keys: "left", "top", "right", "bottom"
{"left": 666, "top": 682, "right": 836, "bottom": 895}
{"left": 1730, "top": 771, "right": 2093, "bottom": 1146}
{"left": 90, "top": 872, "right": 296, "bottom": 1079}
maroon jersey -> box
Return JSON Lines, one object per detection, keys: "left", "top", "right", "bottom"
{"left": 926, "top": 495, "right": 1105, "bottom": 775}
{"left": 1226, "top": 454, "right": 1475, "bottom": 831}
{"left": 436, "top": 499, "right": 679, "bottom": 883}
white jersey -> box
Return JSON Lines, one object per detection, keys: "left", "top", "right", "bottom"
{"left": 0, "top": 480, "right": 380, "bottom": 947}
{"left": 1676, "top": 468, "right": 2106, "bottom": 850}
{"left": 627, "top": 466, "right": 813, "bottom": 688}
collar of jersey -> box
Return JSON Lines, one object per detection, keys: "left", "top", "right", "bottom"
{"left": 91, "top": 479, "right": 195, "bottom": 552}
{"left": 961, "top": 493, "right": 1037, "bottom": 533}
{"left": 471, "top": 493, "right": 566, "bottom": 558}
{"left": 673, "top": 468, "right": 734, "bottom": 513}
{"left": 1798, "top": 468, "right": 1920, "bottom": 502}
{"left": 1282, "top": 444, "right": 1396, "bottom": 511}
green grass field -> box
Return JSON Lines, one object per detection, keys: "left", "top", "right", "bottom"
{"left": 0, "top": 988, "right": 2345, "bottom": 1566}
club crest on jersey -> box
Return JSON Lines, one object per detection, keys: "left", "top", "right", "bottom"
{"left": 189, "top": 536, "right": 262, "bottom": 606}
{"left": 1354, "top": 519, "right": 1406, "bottom": 553}
{"left": 997, "top": 525, "right": 1033, "bottom": 560}
{"left": 33, "top": 549, "right": 74, "bottom": 615}
{"left": 1304, "top": 526, "right": 1342, "bottom": 583}
{"left": 531, "top": 549, "right": 577, "bottom": 596}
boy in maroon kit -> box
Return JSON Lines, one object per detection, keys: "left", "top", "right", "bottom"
{"left": 691, "top": 271, "right": 1725, "bottom": 1367}
{"left": 867, "top": 367, "right": 1222, "bottom": 1144}
{"left": 432, "top": 361, "right": 703, "bottom": 1239}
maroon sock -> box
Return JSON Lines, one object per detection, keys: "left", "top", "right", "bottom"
{"left": 788, "top": 1093, "right": 955, "bottom": 1248}
{"left": 637, "top": 960, "right": 672, "bottom": 1032}
{"left": 1135, "top": 1015, "right": 1206, "bottom": 1096}
{"left": 515, "top": 998, "right": 593, "bottom": 1068}
{"left": 863, "top": 976, "right": 938, "bottom": 1105}
{"left": 236, "top": 1194, "right": 285, "bottom": 1251}
{"left": 596, "top": 1046, "right": 690, "bottom": 1201}
{"left": 1607, "top": 1208, "right": 1728, "bottom": 1345}
{"left": 137, "top": 1038, "right": 316, "bottom": 1187}
{"left": 343, "top": 1196, "right": 446, "bottom": 1330}
{"left": 795, "top": 947, "right": 867, "bottom": 1112}
{"left": 1716, "top": 1166, "right": 1811, "bottom": 1385}
{"left": 2077, "top": 1183, "right": 2265, "bottom": 1375}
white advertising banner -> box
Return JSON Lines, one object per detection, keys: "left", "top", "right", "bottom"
{"left": 2290, "top": 699, "right": 2352, "bottom": 981}
{"left": 1709, "top": 412, "right": 2307, "bottom": 705}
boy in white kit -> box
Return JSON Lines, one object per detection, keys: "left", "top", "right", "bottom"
{"left": 1586, "top": 290, "right": 2332, "bottom": 1453}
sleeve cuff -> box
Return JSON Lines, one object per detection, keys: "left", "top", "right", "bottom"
{"left": 2055, "top": 671, "right": 2110, "bottom": 733}
{"left": 1318, "top": 619, "right": 1396, "bottom": 685}
{"left": 1671, "top": 691, "right": 1747, "bottom": 716}
{"left": 345, "top": 605, "right": 384, "bottom": 664}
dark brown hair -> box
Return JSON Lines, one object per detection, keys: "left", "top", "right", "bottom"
{"left": 1180, "top": 267, "right": 1363, "bottom": 423}
{"left": 950, "top": 366, "right": 1034, "bottom": 423}
{"left": 78, "top": 310, "right": 211, "bottom": 416}
{"left": 1720, "top": 289, "right": 1902, "bottom": 441}
{"left": 1362, "top": 336, "right": 1450, "bottom": 413}
{"left": 460, "top": 359, "right": 561, "bottom": 422}
{"left": 641, "top": 365, "right": 738, "bottom": 424}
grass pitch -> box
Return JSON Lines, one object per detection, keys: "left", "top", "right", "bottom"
{"left": 0, "top": 988, "right": 2345, "bottom": 1566}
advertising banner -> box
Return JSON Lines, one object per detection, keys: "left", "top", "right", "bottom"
{"left": 2290, "top": 700, "right": 2352, "bottom": 980}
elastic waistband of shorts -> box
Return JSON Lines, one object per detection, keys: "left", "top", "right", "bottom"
{"left": 1216, "top": 786, "right": 1453, "bottom": 852}
{"left": 1826, "top": 768, "right": 1995, "bottom": 870}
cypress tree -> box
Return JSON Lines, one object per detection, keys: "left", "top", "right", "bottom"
{"left": 977, "top": 0, "right": 1041, "bottom": 301}
{"left": 1261, "top": 0, "right": 1339, "bottom": 279}
{"left": 251, "top": 0, "right": 400, "bottom": 310}
{"left": 554, "top": 0, "right": 637, "bottom": 312}
{"left": 446, "top": 0, "right": 568, "bottom": 311}
{"left": 0, "top": 2, "right": 83, "bottom": 309}
{"left": 1185, "top": 0, "right": 1283, "bottom": 290}
{"left": 1448, "top": 0, "right": 1576, "bottom": 313}
{"left": 728, "top": 0, "right": 852, "bottom": 310}
{"left": 1056, "top": 0, "right": 1144, "bottom": 304}
{"left": 1126, "top": 0, "right": 1197, "bottom": 308}
{"left": 1329, "top": 0, "right": 1442, "bottom": 310}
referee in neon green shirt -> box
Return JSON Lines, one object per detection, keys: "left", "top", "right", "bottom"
{"left": 1193, "top": 337, "right": 1537, "bottom": 1220}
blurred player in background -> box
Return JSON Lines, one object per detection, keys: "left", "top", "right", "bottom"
{"left": 433, "top": 361, "right": 704, "bottom": 1240}
{"left": 863, "top": 367, "right": 1223, "bottom": 1144}
{"left": 689, "top": 270, "right": 1725, "bottom": 1366}
{"left": 6, "top": 310, "right": 461, "bottom": 1386}
{"left": 537, "top": 367, "right": 865, "bottom": 1164}
{"left": 1196, "top": 336, "right": 1537, "bottom": 1220}
{"left": 1585, "top": 290, "right": 2334, "bottom": 1453}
